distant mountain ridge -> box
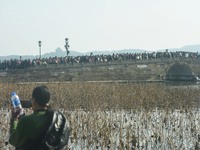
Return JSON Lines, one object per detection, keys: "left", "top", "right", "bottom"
{"left": 0, "top": 44, "right": 200, "bottom": 60}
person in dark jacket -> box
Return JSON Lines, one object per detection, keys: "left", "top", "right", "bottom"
{"left": 9, "top": 85, "right": 53, "bottom": 150}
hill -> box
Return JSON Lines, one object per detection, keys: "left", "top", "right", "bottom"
{"left": 0, "top": 48, "right": 145, "bottom": 60}
{"left": 0, "top": 44, "right": 200, "bottom": 60}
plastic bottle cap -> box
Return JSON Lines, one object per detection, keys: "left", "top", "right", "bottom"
{"left": 11, "top": 92, "right": 16, "bottom": 96}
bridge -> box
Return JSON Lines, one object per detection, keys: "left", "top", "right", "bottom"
{"left": 0, "top": 57, "right": 200, "bottom": 83}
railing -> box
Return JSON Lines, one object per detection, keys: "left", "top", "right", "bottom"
{"left": 28, "top": 57, "right": 200, "bottom": 70}
{"left": 165, "top": 74, "right": 198, "bottom": 81}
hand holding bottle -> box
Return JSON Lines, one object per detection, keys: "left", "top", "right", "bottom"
{"left": 11, "top": 108, "right": 24, "bottom": 119}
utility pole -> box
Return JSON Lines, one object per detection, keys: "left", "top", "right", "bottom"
{"left": 38, "top": 41, "right": 42, "bottom": 59}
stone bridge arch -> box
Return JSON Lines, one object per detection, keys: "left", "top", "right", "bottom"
{"left": 165, "top": 62, "right": 197, "bottom": 81}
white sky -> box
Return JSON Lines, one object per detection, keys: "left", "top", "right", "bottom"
{"left": 1, "top": 0, "right": 200, "bottom": 56}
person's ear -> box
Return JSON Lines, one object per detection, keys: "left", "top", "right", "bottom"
{"left": 31, "top": 98, "right": 36, "bottom": 107}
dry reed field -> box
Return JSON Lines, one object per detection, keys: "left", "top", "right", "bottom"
{"left": 0, "top": 82, "right": 200, "bottom": 149}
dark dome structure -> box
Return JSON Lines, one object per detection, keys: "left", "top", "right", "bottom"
{"left": 165, "top": 63, "right": 197, "bottom": 81}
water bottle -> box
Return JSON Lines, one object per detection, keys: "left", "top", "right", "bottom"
{"left": 11, "top": 92, "right": 23, "bottom": 115}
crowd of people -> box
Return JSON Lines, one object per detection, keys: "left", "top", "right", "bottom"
{"left": 0, "top": 50, "right": 199, "bottom": 71}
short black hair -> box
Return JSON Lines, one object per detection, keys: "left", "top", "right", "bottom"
{"left": 32, "top": 85, "right": 50, "bottom": 106}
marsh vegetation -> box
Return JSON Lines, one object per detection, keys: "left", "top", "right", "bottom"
{"left": 0, "top": 82, "right": 200, "bottom": 149}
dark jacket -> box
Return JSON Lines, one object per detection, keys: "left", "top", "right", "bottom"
{"left": 9, "top": 110, "right": 52, "bottom": 150}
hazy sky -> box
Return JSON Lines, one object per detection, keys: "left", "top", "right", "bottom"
{"left": 1, "top": 0, "right": 200, "bottom": 56}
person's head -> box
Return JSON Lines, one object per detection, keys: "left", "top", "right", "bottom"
{"left": 31, "top": 85, "right": 50, "bottom": 110}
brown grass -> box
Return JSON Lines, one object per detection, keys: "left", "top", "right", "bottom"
{"left": 0, "top": 82, "right": 199, "bottom": 111}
